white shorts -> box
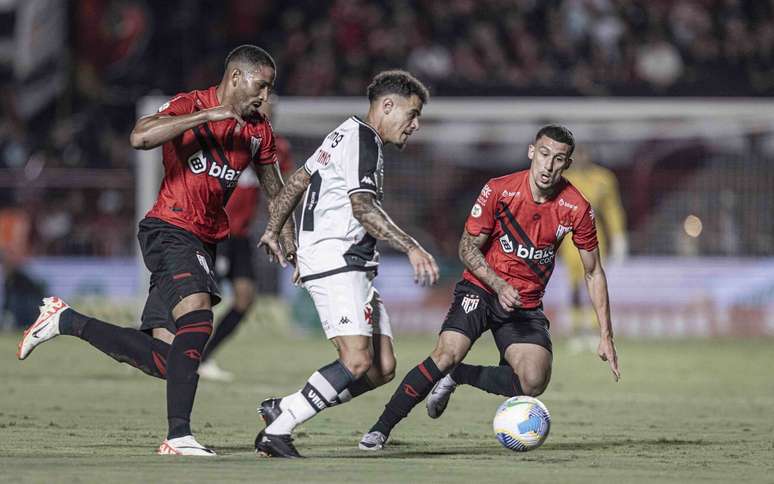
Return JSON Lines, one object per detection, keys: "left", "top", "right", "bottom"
{"left": 303, "top": 270, "right": 393, "bottom": 340}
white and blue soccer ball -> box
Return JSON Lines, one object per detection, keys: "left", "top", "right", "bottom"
{"left": 493, "top": 396, "right": 551, "bottom": 452}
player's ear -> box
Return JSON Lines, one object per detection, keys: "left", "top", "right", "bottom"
{"left": 527, "top": 144, "right": 535, "bottom": 160}
{"left": 230, "top": 67, "right": 242, "bottom": 87}
{"left": 382, "top": 97, "right": 394, "bottom": 115}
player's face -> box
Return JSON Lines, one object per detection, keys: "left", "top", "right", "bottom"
{"left": 233, "top": 64, "right": 275, "bottom": 118}
{"left": 528, "top": 136, "right": 573, "bottom": 191}
{"left": 382, "top": 94, "right": 423, "bottom": 149}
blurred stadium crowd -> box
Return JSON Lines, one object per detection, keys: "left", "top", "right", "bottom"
{"left": 0, "top": 0, "right": 772, "bottom": 261}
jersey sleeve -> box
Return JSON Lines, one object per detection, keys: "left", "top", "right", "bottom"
{"left": 345, "top": 129, "right": 379, "bottom": 196}
{"left": 251, "top": 120, "right": 279, "bottom": 166}
{"left": 571, "top": 202, "right": 599, "bottom": 251}
{"left": 157, "top": 94, "right": 195, "bottom": 116}
{"left": 464, "top": 180, "right": 498, "bottom": 236}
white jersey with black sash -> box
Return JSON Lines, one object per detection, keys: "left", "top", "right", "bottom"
{"left": 297, "top": 116, "right": 384, "bottom": 282}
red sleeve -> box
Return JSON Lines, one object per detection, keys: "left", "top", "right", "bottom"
{"left": 275, "top": 136, "right": 294, "bottom": 174}
{"left": 157, "top": 94, "right": 194, "bottom": 116}
{"left": 464, "top": 180, "right": 498, "bottom": 236}
{"left": 571, "top": 203, "right": 599, "bottom": 251}
{"left": 251, "top": 119, "right": 279, "bottom": 166}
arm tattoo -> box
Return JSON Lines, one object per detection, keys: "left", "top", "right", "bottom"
{"left": 350, "top": 192, "right": 418, "bottom": 254}
{"left": 259, "top": 165, "right": 310, "bottom": 235}
{"left": 458, "top": 230, "right": 506, "bottom": 292}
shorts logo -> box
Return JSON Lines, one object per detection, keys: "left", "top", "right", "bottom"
{"left": 471, "top": 203, "right": 483, "bottom": 218}
{"left": 499, "top": 234, "right": 514, "bottom": 253}
{"left": 461, "top": 294, "right": 480, "bottom": 314}
{"left": 361, "top": 175, "right": 375, "bottom": 186}
{"left": 196, "top": 253, "right": 210, "bottom": 274}
{"left": 339, "top": 316, "right": 351, "bottom": 325}
{"left": 364, "top": 304, "right": 373, "bottom": 325}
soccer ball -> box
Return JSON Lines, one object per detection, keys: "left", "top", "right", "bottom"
{"left": 493, "top": 396, "right": 551, "bottom": 452}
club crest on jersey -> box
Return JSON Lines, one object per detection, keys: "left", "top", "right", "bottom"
{"left": 556, "top": 224, "right": 572, "bottom": 241}
{"left": 187, "top": 150, "right": 241, "bottom": 181}
{"left": 461, "top": 294, "right": 480, "bottom": 314}
{"left": 250, "top": 136, "right": 262, "bottom": 159}
{"left": 499, "top": 234, "right": 514, "bottom": 253}
{"left": 196, "top": 252, "right": 210, "bottom": 274}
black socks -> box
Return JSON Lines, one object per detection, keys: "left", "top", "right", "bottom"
{"left": 452, "top": 363, "right": 524, "bottom": 397}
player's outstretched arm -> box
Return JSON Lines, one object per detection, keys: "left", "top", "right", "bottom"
{"left": 350, "top": 192, "right": 439, "bottom": 286}
{"left": 258, "top": 166, "right": 310, "bottom": 267}
{"left": 129, "top": 105, "right": 245, "bottom": 150}
{"left": 458, "top": 229, "right": 520, "bottom": 310}
{"left": 578, "top": 247, "right": 621, "bottom": 381}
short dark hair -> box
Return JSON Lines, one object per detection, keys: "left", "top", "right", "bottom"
{"left": 535, "top": 124, "right": 575, "bottom": 155}
{"left": 225, "top": 44, "right": 276, "bottom": 72}
{"left": 367, "top": 70, "right": 429, "bottom": 105}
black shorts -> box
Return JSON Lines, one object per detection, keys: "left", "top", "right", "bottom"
{"left": 440, "top": 280, "right": 552, "bottom": 359}
{"left": 218, "top": 235, "right": 256, "bottom": 282}
{"left": 137, "top": 217, "right": 221, "bottom": 333}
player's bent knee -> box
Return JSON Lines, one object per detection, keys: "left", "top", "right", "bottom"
{"left": 341, "top": 352, "right": 372, "bottom": 379}
{"left": 430, "top": 348, "right": 463, "bottom": 372}
{"left": 519, "top": 370, "right": 550, "bottom": 397}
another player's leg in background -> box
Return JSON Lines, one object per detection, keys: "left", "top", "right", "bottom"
{"left": 360, "top": 331, "right": 472, "bottom": 449}
{"left": 256, "top": 333, "right": 396, "bottom": 458}
{"left": 199, "top": 277, "right": 255, "bottom": 381}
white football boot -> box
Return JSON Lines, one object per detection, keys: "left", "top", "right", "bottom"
{"left": 157, "top": 435, "right": 216, "bottom": 456}
{"left": 17, "top": 297, "right": 70, "bottom": 360}
{"left": 198, "top": 359, "right": 235, "bottom": 382}
{"left": 358, "top": 431, "right": 388, "bottom": 451}
{"left": 426, "top": 374, "right": 458, "bottom": 418}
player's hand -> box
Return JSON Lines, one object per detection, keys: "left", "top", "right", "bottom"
{"left": 494, "top": 281, "right": 520, "bottom": 311}
{"left": 407, "top": 245, "right": 439, "bottom": 286}
{"left": 597, "top": 335, "right": 620, "bottom": 382}
{"left": 206, "top": 105, "right": 245, "bottom": 133}
{"left": 258, "top": 231, "right": 288, "bottom": 267}
{"left": 280, "top": 233, "right": 297, "bottom": 267}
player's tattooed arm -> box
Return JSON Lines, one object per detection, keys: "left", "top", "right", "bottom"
{"left": 258, "top": 166, "right": 310, "bottom": 267}
{"left": 256, "top": 162, "right": 298, "bottom": 260}
{"left": 350, "top": 192, "right": 439, "bottom": 285}
{"left": 130, "top": 105, "right": 245, "bottom": 150}
{"left": 458, "top": 229, "right": 520, "bottom": 310}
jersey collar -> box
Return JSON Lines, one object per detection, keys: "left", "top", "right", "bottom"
{"left": 351, "top": 116, "right": 383, "bottom": 144}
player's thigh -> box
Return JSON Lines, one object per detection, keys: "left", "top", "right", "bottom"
{"left": 172, "top": 292, "right": 212, "bottom": 320}
{"left": 304, "top": 271, "right": 375, "bottom": 340}
{"left": 430, "top": 330, "right": 473, "bottom": 372}
{"left": 502, "top": 343, "right": 553, "bottom": 394}
{"left": 433, "top": 281, "right": 491, "bottom": 370}
{"left": 332, "top": 334, "right": 373, "bottom": 375}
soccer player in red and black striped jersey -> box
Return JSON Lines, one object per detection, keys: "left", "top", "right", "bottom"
{"left": 198, "top": 99, "right": 295, "bottom": 382}
{"left": 17, "top": 45, "right": 296, "bottom": 456}
{"left": 359, "top": 125, "right": 621, "bottom": 450}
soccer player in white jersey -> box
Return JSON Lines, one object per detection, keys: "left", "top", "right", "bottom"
{"left": 255, "top": 70, "right": 440, "bottom": 457}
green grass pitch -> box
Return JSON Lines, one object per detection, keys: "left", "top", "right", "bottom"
{"left": 1, "top": 307, "right": 772, "bottom": 483}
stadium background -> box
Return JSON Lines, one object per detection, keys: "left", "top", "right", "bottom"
{"left": 1, "top": 0, "right": 772, "bottom": 337}
{"left": 0, "top": 1, "right": 773, "bottom": 482}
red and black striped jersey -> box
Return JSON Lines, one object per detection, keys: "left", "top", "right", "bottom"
{"left": 463, "top": 170, "right": 598, "bottom": 309}
{"left": 146, "top": 86, "right": 278, "bottom": 243}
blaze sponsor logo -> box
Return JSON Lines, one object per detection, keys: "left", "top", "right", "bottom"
{"left": 499, "top": 234, "right": 514, "bottom": 253}
{"left": 559, "top": 198, "right": 578, "bottom": 210}
{"left": 555, "top": 224, "right": 572, "bottom": 241}
{"left": 461, "top": 294, "right": 480, "bottom": 314}
{"left": 471, "top": 203, "right": 483, "bottom": 218}
{"left": 502, "top": 190, "right": 518, "bottom": 197}
{"left": 516, "top": 244, "right": 555, "bottom": 264}
{"left": 187, "top": 150, "right": 242, "bottom": 181}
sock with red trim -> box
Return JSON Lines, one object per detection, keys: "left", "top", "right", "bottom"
{"left": 166, "top": 309, "right": 213, "bottom": 439}
{"left": 370, "top": 357, "right": 444, "bottom": 437}
{"left": 59, "top": 309, "right": 171, "bottom": 379}
{"left": 451, "top": 363, "right": 524, "bottom": 396}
